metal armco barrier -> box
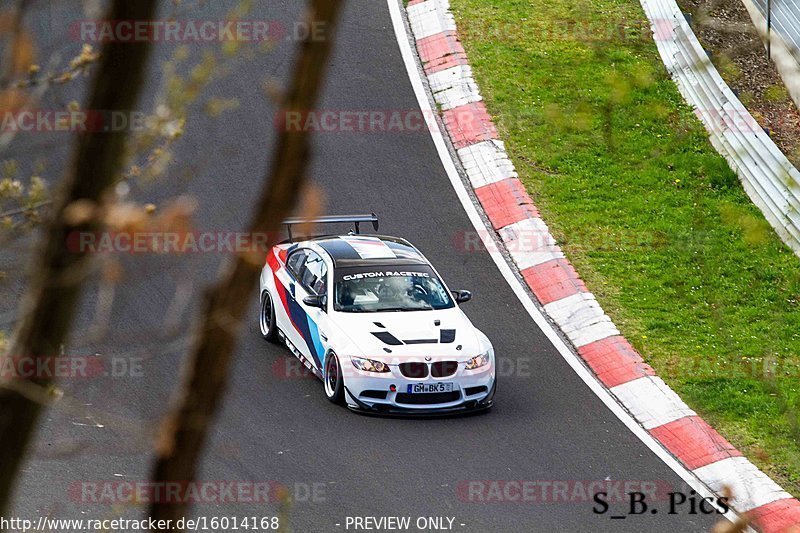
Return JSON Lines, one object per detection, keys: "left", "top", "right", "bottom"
{"left": 641, "top": 0, "right": 800, "bottom": 256}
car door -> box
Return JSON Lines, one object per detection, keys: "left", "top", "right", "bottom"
{"left": 279, "top": 248, "right": 311, "bottom": 361}
{"left": 285, "top": 248, "right": 331, "bottom": 372}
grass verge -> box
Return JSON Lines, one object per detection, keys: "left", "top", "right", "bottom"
{"left": 449, "top": 0, "right": 800, "bottom": 495}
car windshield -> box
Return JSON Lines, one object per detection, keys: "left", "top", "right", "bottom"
{"left": 334, "top": 265, "right": 454, "bottom": 312}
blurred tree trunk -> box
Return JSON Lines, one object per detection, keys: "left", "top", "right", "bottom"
{"left": 0, "top": 0, "right": 157, "bottom": 517}
{"left": 148, "top": 0, "right": 343, "bottom": 527}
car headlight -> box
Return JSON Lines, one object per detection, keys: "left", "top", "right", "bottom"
{"left": 463, "top": 352, "right": 490, "bottom": 370}
{"left": 351, "top": 356, "right": 391, "bottom": 373}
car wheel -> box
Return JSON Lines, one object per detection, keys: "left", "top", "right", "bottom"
{"left": 323, "top": 351, "right": 345, "bottom": 405}
{"left": 259, "top": 291, "right": 278, "bottom": 342}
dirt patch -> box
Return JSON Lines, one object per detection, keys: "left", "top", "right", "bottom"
{"left": 678, "top": 0, "right": 800, "bottom": 165}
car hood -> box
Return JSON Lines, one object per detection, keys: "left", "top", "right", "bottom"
{"left": 328, "top": 306, "right": 484, "bottom": 360}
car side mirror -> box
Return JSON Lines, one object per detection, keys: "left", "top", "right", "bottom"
{"left": 303, "top": 294, "right": 327, "bottom": 311}
{"left": 453, "top": 290, "right": 472, "bottom": 304}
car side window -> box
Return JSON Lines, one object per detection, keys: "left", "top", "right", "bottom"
{"left": 301, "top": 251, "right": 328, "bottom": 296}
{"left": 313, "top": 262, "right": 328, "bottom": 295}
{"left": 286, "top": 249, "right": 308, "bottom": 279}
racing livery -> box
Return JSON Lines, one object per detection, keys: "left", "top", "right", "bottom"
{"left": 258, "top": 214, "right": 496, "bottom": 415}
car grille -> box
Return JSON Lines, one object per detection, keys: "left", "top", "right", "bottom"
{"left": 399, "top": 362, "right": 428, "bottom": 378}
{"left": 431, "top": 361, "right": 458, "bottom": 378}
{"left": 395, "top": 391, "right": 461, "bottom": 405}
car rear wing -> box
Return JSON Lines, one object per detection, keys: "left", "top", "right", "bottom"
{"left": 282, "top": 213, "right": 379, "bottom": 241}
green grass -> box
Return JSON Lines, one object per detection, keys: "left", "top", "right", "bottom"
{"left": 449, "top": 0, "right": 800, "bottom": 495}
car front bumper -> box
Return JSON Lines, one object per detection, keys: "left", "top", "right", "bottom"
{"left": 342, "top": 365, "right": 496, "bottom": 417}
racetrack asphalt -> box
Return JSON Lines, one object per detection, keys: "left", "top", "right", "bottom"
{"left": 3, "top": 1, "right": 720, "bottom": 531}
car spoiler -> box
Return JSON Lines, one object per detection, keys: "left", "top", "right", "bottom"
{"left": 282, "top": 213, "right": 379, "bottom": 241}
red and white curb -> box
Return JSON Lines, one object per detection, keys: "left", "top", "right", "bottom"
{"left": 403, "top": 0, "right": 800, "bottom": 530}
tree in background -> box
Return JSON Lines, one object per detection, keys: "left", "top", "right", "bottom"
{"left": 149, "top": 0, "right": 343, "bottom": 526}
{"left": 0, "top": 0, "right": 158, "bottom": 515}
{"left": 0, "top": 0, "right": 343, "bottom": 528}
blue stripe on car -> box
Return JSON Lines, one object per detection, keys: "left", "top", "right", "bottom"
{"left": 307, "top": 318, "right": 327, "bottom": 371}
{"left": 287, "top": 296, "right": 322, "bottom": 369}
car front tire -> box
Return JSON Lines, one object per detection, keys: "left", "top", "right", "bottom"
{"left": 259, "top": 291, "right": 278, "bottom": 343}
{"left": 323, "top": 351, "right": 345, "bottom": 405}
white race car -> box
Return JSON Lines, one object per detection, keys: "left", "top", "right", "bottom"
{"left": 258, "top": 214, "right": 496, "bottom": 415}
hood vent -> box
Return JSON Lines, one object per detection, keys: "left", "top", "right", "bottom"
{"left": 371, "top": 329, "right": 457, "bottom": 345}
{"left": 371, "top": 331, "right": 403, "bottom": 345}
{"left": 403, "top": 338, "right": 438, "bottom": 345}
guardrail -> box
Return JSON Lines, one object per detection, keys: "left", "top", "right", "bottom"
{"left": 742, "top": 0, "right": 800, "bottom": 129}
{"left": 752, "top": 0, "right": 800, "bottom": 64}
{"left": 641, "top": 0, "right": 800, "bottom": 256}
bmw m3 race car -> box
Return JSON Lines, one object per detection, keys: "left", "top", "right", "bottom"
{"left": 258, "top": 214, "right": 496, "bottom": 415}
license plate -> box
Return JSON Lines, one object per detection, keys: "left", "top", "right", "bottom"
{"left": 407, "top": 382, "right": 454, "bottom": 394}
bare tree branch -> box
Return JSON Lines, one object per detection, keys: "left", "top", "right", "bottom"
{"left": 0, "top": 0, "right": 31, "bottom": 87}
{"left": 0, "top": 0, "right": 158, "bottom": 516}
{"left": 148, "top": 0, "right": 344, "bottom": 526}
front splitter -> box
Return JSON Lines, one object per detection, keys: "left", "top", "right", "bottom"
{"left": 344, "top": 380, "right": 496, "bottom": 418}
